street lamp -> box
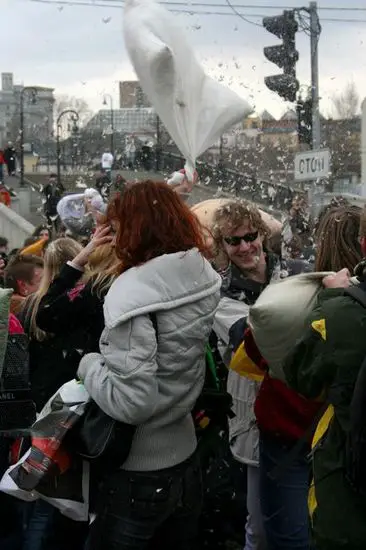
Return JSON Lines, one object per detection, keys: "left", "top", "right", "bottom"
{"left": 103, "top": 94, "right": 114, "bottom": 155}
{"left": 56, "top": 109, "right": 79, "bottom": 187}
{"left": 156, "top": 114, "right": 161, "bottom": 172}
{"left": 20, "top": 86, "right": 38, "bottom": 186}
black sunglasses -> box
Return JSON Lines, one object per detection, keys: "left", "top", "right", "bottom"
{"left": 224, "top": 231, "right": 259, "bottom": 247}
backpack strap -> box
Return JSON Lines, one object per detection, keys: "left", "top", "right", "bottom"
{"left": 205, "top": 344, "right": 219, "bottom": 390}
{"left": 344, "top": 285, "right": 366, "bottom": 309}
{"left": 208, "top": 330, "right": 228, "bottom": 386}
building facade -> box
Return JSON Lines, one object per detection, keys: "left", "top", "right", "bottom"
{"left": 0, "top": 72, "right": 54, "bottom": 148}
{"left": 86, "top": 107, "right": 156, "bottom": 137}
{"left": 260, "top": 110, "right": 298, "bottom": 149}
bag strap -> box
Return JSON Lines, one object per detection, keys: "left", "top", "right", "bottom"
{"left": 208, "top": 330, "right": 228, "bottom": 385}
{"left": 205, "top": 344, "right": 219, "bottom": 390}
{"left": 344, "top": 285, "right": 366, "bottom": 309}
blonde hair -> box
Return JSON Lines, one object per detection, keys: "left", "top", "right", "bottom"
{"left": 211, "top": 199, "right": 271, "bottom": 258}
{"left": 83, "top": 243, "right": 119, "bottom": 298}
{"left": 30, "top": 238, "right": 83, "bottom": 341}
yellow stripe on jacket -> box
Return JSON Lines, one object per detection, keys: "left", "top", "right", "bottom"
{"left": 230, "top": 342, "right": 264, "bottom": 382}
{"left": 308, "top": 404, "right": 335, "bottom": 522}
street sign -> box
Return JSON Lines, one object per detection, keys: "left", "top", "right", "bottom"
{"left": 294, "top": 149, "right": 330, "bottom": 182}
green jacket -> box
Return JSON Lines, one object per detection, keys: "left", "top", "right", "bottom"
{"left": 284, "top": 287, "right": 366, "bottom": 550}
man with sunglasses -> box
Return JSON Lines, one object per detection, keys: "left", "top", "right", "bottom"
{"left": 211, "top": 199, "right": 311, "bottom": 550}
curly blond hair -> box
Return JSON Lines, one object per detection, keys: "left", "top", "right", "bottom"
{"left": 211, "top": 199, "right": 270, "bottom": 258}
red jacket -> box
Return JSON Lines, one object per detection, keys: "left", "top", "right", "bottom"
{"left": 0, "top": 187, "right": 11, "bottom": 207}
{"left": 9, "top": 314, "right": 24, "bottom": 335}
{"left": 244, "top": 328, "right": 321, "bottom": 442}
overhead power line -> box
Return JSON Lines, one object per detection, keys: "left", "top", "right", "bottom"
{"left": 55, "top": 0, "right": 366, "bottom": 11}
{"left": 223, "top": 0, "right": 263, "bottom": 27}
{"left": 25, "top": 0, "right": 366, "bottom": 23}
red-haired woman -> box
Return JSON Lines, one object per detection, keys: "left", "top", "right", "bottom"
{"left": 78, "top": 181, "right": 222, "bottom": 550}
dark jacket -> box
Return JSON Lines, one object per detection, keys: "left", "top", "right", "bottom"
{"left": 3, "top": 147, "right": 16, "bottom": 172}
{"left": 3, "top": 147, "right": 15, "bottom": 165}
{"left": 19, "top": 264, "right": 105, "bottom": 411}
{"left": 284, "top": 282, "right": 366, "bottom": 550}
{"left": 43, "top": 182, "right": 64, "bottom": 216}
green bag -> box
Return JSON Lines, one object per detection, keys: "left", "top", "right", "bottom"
{"left": 0, "top": 288, "right": 12, "bottom": 378}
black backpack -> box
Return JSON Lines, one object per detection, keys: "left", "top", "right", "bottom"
{"left": 341, "top": 284, "right": 366, "bottom": 495}
{"left": 0, "top": 291, "right": 36, "bottom": 436}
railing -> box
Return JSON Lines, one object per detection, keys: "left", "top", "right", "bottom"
{"left": 21, "top": 152, "right": 308, "bottom": 218}
{"left": 160, "top": 151, "right": 306, "bottom": 214}
{"left": 0, "top": 203, "right": 35, "bottom": 250}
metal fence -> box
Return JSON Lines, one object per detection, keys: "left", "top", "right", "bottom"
{"left": 160, "top": 151, "right": 306, "bottom": 214}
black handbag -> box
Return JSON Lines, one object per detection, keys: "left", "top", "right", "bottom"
{"left": 65, "top": 399, "right": 136, "bottom": 470}
{"left": 67, "top": 312, "right": 160, "bottom": 469}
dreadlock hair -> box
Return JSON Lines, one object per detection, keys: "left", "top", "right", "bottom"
{"left": 315, "top": 196, "right": 350, "bottom": 233}
{"left": 315, "top": 204, "right": 362, "bottom": 273}
{"left": 359, "top": 206, "right": 366, "bottom": 240}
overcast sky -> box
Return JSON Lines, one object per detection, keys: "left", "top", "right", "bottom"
{"left": 4, "top": 0, "right": 366, "bottom": 119}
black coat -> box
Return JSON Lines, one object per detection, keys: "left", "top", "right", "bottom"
{"left": 3, "top": 147, "right": 16, "bottom": 165}
{"left": 19, "top": 263, "right": 106, "bottom": 411}
{"left": 3, "top": 147, "right": 16, "bottom": 172}
{"left": 43, "top": 182, "right": 64, "bottom": 216}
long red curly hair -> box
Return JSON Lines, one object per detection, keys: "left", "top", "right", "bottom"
{"left": 109, "top": 181, "right": 208, "bottom": 272}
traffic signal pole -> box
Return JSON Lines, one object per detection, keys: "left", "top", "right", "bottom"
{"left": 262, "top": 2, "right": 323, "bottom": 217}
{"left": 309, "top": 1, "right": 322, "bottom": 218}
{"left": 361, "top": 98, "right": 366, "bottom": 197}
{"left": 310, "top": 2, "right": 321, "bottom": 151}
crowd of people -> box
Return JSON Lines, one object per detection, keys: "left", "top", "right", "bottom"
{"left": 0, "top": 177, "right": 365, "bottom": 550}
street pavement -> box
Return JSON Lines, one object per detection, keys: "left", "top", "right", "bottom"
{"left": 5, "top": 175, "right": 46, "bottom": 227}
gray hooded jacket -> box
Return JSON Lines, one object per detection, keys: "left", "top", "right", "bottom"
{"left": 78, "top": 248, "right": 221, "bottom": 471}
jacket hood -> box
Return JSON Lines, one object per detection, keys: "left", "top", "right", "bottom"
{"left": 104, "top": 248, "right": 221, "bottom": 328}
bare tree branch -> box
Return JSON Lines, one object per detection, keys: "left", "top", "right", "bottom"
{"left": 331, "top": 82, "right": 360, "bottom": 120}
{"left": 54, "top": 95, "right": 93, "bottom": 137}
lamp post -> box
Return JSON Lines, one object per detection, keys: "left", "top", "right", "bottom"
{"left": 156, "top": 114, "right": 161, "bottom": 172}
{"left": 103, "top": 94, "right": 114, "bottom": 155}
{"left": 56, "top": 109, "right": 79, "bottom": 187}
{"left": 20, "top": 87, "right": 37, "bottom": 186}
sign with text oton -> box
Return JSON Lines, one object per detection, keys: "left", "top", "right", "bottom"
{"left": 294, "top": 149, "right": 330, "bottom": 182}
